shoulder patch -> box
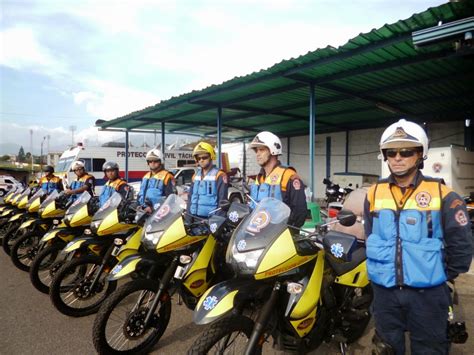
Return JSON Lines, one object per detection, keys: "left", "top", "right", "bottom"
{"left": 292, "top": 179, "right": 301, "bottom": 190}
{"left": 454, "top": 210, "right": 469, "bottom": 226}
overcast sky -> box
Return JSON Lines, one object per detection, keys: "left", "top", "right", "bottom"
{"left": 0, "top": 0, "right": 447, "bottom": 154}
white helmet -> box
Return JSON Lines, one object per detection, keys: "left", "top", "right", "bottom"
{"left": 71, "top": 161, "right": 85, "bottom": 170}
{"left": 249, "top": 131, "right": 282, "bottom": 156}
{"left": 380, "top": 119, "right": 428, "bottom": 159}
{"left": 146, "top": 148, "right": 163, "bottom": 161}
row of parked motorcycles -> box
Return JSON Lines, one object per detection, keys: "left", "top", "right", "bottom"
{"left": 0, "top": 183, "right": 373, "bottom": 354}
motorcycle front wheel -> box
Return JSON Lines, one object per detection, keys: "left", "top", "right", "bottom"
{"left": 30, "top": 243, "right": 64, "bottom": 294}
{"left": 188, "top": 315, "right": 261, "bottom": 355}
{"left": 10, "top": 231, "right": 41, "bottom": 271}
{"left": 49, "top": 255, "right": 117, "bottom": 317}
{"left": 2, "top": 221, "right": 23, "bottom": 255}
{"left": 93, "top": 279, "right": 172, "bottom": 355}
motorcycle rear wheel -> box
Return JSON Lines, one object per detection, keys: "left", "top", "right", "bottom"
{"left": 188, "top": 315, "right": 261, "bottom": 355}
{"left": 49, "top": 255, "right": 117, "bottom": 317}
{"left": 93, "top": 279, "right": 172, "bottom": 355}
{"left": 30, "top": 243, "right": 64, "bottom": 294}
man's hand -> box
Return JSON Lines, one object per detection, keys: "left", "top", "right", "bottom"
{"left": 64, "top": 189, "right": 74, "bottom": 195}
{"left": 144, "top": 206, "right": 153, "bottom": 214}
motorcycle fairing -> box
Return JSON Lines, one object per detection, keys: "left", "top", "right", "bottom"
{"left": 156, "top": 217, "right": 208, "bottom": 253}
{"left": 334, "top": 260, "right": 369, "bottom": 287}
{"left": 255, "top": 229, "right": 316, "bottom": 280}
{"left": 116, "top": 227, "right": 143, "bottom": 261}
{"left": 182, "top": 235, "right": 217, "bottom": 297}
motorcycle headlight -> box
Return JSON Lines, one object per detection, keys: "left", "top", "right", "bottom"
{"left": 143, "top": 230, "right": 164, "bottom": 247}
{"left": 231, "top": 245, "right": 264, "bottom": 270}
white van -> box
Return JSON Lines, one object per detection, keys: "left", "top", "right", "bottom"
{"left": 55, "top": 144, "right": 195, "bottom": 193}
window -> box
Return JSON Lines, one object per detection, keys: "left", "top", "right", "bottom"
{"left": 79, "top": 158, "right": 92, "bottom": 172}
{"left": 5, "top": 179, "right": 13, "bottom": 184}
{"left": 92, "top": 158, "right": 106, "bottom": 172}
{"left": 181, "top": 170, "right": 195, "bottom": 184}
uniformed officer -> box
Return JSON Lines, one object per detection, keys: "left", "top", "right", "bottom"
{"left": 99, "top": 161, "right": 130, "bottom": 207}
{"left": 186, "top": 142, "right": 228, "bottom": 219}
{"left": 364, "top": 119, "right": 472, "bottom": 354}
{"left": 64, "top": 161, "right": 96, "bottom": 202}
{"left": 138, "top": 148, "right": 175, "bottom": 213}
{"left": 39, "top": 165, "right": 63, "bottom": 194}
{"left": 248, "top": 131, "right": 307, "bottom": 229}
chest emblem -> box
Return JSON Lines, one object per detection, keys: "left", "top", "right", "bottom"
{"left": 270, "top": 174, "right": 279, "bottom": 184}
{"left": 415, "top": 191, "right": 431, "bottom": 208}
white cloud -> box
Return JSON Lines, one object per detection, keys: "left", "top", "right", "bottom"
{"left": 0, "top": 27, "right": 60, "bottom": 72}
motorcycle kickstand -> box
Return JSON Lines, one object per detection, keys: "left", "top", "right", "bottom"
{"left": 177, "top": 294, "right": 183, "bottom": 306}
{"left": 339, "top": 342, "right": 348, "bottom": 355}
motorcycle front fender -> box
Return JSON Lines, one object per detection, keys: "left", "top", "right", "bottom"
{"left": 194, "top": 279, "right": 258, "bottom": 325}
{"left": 108, "top": 254, "right": 143, "bottom": 281}
{"left": 19, "top": 218, "right": 37, "bottom": 230}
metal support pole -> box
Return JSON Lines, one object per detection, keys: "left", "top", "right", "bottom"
{"left": 309, "top": 83, "right": 316, "bottom": 201}
{"left": 242, "top": 141, "right": 246, "bottom": 178}
{"left": 326, "top": 136, "right": 331, "bottom": 179}
{"left": 345, "top": 130, "right": 349, "bottom": 172}
{"left": 125, "top": 130, "right": 129, "bottom": 181}
{"left": 161, "top": 122, "right": 166, "bottom": 165}
{"left": 217, "top": 106, "right": 222, "bottom": 169}
{"left": 287, "top": 137, "right": 291, "bottom": 165}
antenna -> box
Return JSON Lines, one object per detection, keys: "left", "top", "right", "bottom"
{"left": 69, "top": 125, "right": 77, "bottom": 146}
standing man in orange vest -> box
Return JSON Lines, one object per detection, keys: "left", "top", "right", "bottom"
{"left": 249, "top": 131, "right": 307, "bottom": 229}
{"left": 364, "top": 119, "right": 472, "bottom": 354}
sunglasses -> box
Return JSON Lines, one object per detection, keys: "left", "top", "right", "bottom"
{"left": 196, "top": 155, "right": 210, "bottom": 161}
{"left": 147, "top": 160, "right": 160, "bottom": 164}
{"left": 386, "top": 148, "right": 418, "bottom": 158}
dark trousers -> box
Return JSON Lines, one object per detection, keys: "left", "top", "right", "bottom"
{"left": 371, "top": 283, "right": 450, "bottom": 355}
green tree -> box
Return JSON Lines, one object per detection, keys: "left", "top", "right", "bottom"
{"left": 0, "top": 155, "right": 10, "bottom": 161}
{"left": 18, "top": 146, "right": 26, "bottom": 162}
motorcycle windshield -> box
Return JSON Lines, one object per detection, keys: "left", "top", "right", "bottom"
{"left": 18, "top": 187, "right": 31, "bottom": 201}
{"left": 26, "top": 189, "right": 46, "bottom": 207}
{"left": 40, "top": 190, "right": 59, "bottom": 209}
{"left": 92, "top": 191, "right": 122, "bottom": 222}
{"left": 145, "top": 194, "right": 186, "bottom": 234}
{"left": 66, "top": 191, "right": 91, "bottom": 216}
{"left": 230, "top": 197, "right": 290, "bottom": 253}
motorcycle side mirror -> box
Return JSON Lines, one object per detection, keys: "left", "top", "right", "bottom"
{"left": 219, "top": 199, "right": 231, "bottom": 212}
{"left": 322, "top": 178, "right": 330, "bottom": 185}
{"left": 337, "top": 209, "right": 357, "bottom": 227}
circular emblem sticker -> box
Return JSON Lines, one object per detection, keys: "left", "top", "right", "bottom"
{"left": 415, "top": 191, "right": 431, "bottom": 208}
{"left": 222, "top": 174, "right": 228, "bottom": 184}
{"left": 246, "top": 210, "right": 270, "bottom": 233}
{"left": 270, "top": 174, "right": 279, "bottom": 183}
{"left": 154, "top": 204, "right": 170, "bottom": 220}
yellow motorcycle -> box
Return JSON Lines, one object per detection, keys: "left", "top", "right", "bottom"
{"left": 0, "top": 186, "right": 24, "bottom": 238}
{"left": 2, "top": 187, "right": 37, "bottom": 255}
{"left": 9, "top": 188, "right": 53, "bottom": 271}
{"left": 92, "top": 194, "right": 249, "bottom": 354}
{"left": 49, "top": 190, "right": 142, "bottom": 317}
{"left": 189, "top": 197, "right": 372, "bottom": 355}
{"left": 29, "top": 191, "right": 98, "bottom": 294}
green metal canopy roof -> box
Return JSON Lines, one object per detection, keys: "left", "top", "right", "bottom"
{"left": 98, "top": 1, "right": 474, "bottom": 140}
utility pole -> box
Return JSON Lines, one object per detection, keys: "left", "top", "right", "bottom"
{"left": 69, "top": 125, "right": 76, "bottom": 146}
{"left": 29, "top": 129, "right": 34, "bottom": 173}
